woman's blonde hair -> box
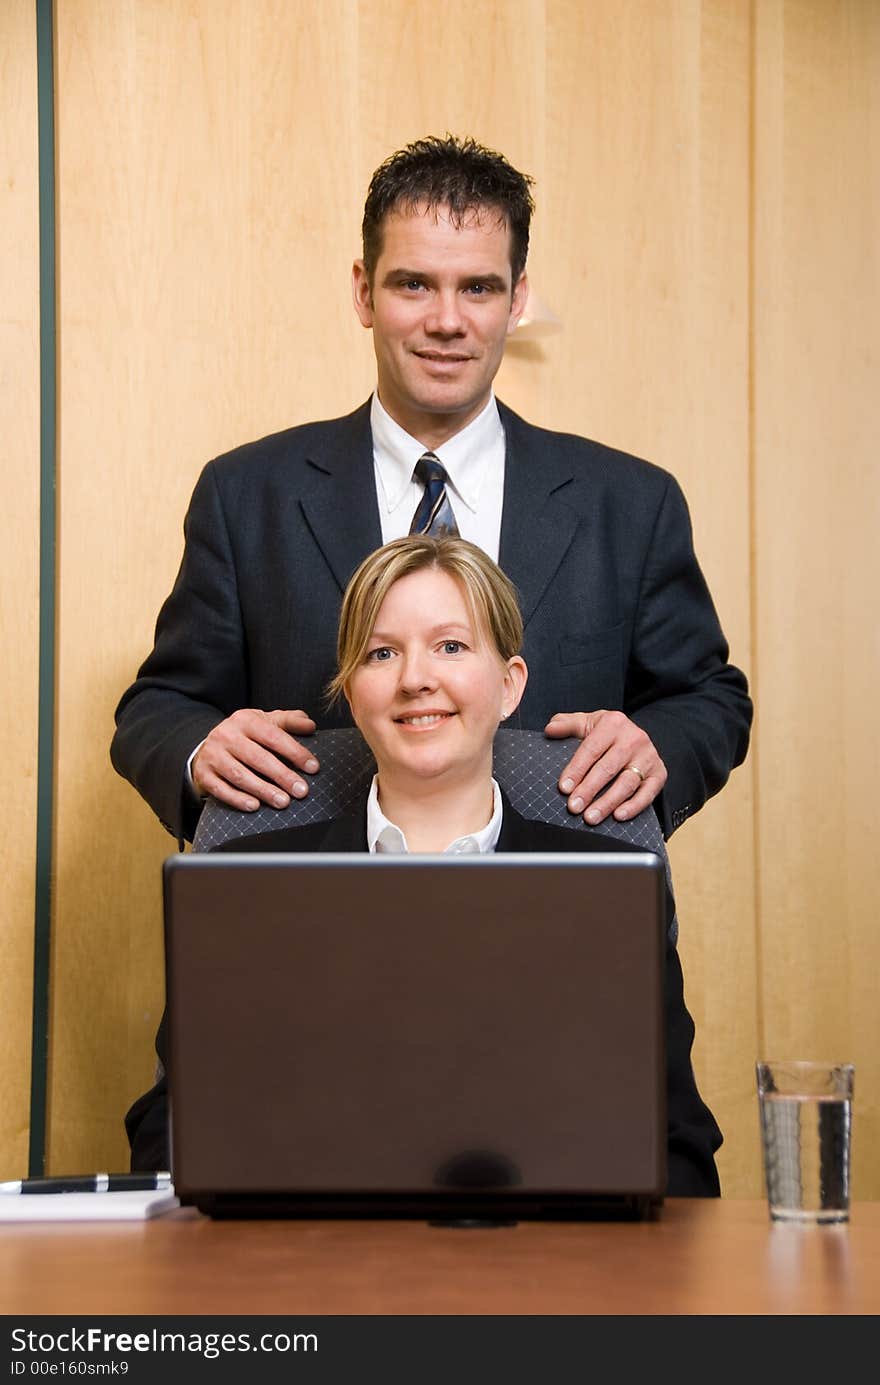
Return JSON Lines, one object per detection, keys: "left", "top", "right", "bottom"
{"left": 327, "top": 536, "right": 524, "bottom": 705}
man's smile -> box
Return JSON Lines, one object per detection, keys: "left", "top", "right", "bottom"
{"left": 413, "top": 349, "right": 474, "bottom": 363}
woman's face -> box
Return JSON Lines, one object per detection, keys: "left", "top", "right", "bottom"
{"left": 345, "top": 567, "right": 526, "bottom": 786}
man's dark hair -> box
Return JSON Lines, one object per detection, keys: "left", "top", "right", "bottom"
{"left": 362, "top": 134, "right": 535, "bottom": 288}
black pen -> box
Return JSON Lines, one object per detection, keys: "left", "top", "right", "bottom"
{"left": 0, "top": 1172, "right": 172, "bottom": 1195}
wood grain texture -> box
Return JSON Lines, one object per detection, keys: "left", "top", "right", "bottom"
{"left": 752, "top": 0, "right": 880, "bottom": 1201}
{"left": 0, "top": 0, "right": 40, "bottom": 1177}
{"left": 536, "top": 0, "right": 758, "bottom": 1196}
{"left": 41, "top": 0, "right": 877, "bottom": 1199}
{"left": 0, "top": 1202, "right": 878, "bottom": 1315}
{"left": 50, "top": 0, "right": 367, "bottom": 1171}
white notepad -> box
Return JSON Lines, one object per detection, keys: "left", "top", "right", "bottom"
{"left": 0, "top": 1189, "right": 179, "bottom": 1222}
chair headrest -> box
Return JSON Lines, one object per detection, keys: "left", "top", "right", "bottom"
{"left": 193, "top": 726, "right": 666, "bottom": 855}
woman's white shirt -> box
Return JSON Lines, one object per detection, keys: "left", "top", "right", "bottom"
{"left": 366, "top": 776, "right": 503, "bottom": 855}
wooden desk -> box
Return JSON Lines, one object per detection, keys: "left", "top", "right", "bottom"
{"left": 1, "top": 1201, "right": 877, "bottom": 1315}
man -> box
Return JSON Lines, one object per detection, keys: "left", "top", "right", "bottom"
{"left": 111, "top": 135, "right": 751, "bottom": 845}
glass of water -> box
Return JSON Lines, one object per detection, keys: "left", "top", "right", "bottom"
{"left": 756, "top": 1060, "right": 854, "bottom": 1223}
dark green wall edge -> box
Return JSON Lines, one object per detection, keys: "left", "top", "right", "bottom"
{"left": 30, "top": 0, "right": 57, "bottom": 1177}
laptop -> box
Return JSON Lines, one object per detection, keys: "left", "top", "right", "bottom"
{"left": 164, "top": 852, "right": 667, "bottom": 1221}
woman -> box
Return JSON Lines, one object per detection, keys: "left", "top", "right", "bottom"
{"left": 128, "top": 536, "right": 722, "bottom": 1194}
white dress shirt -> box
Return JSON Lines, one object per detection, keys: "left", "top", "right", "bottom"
{"left": 370, "top": 392, "right": 505, "bottom": 561}
{"left": 366, "top": 775, "right": 504, "bottom": 855}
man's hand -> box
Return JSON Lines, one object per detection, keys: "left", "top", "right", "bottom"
{"left": 192, "top": 709, "right": 320, "bottom": 811}
{"left": 545, "top": 710, "right": 667, "bottom": 825}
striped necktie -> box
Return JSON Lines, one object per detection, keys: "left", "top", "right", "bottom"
{"left": 409, "top": 452, "right": 459, "bottom": 538}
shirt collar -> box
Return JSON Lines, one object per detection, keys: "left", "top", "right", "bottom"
{"left": 370, "top": 391, "right": 503, "bottom": 515}
{"left": 366, "top": 775, "right": 504, "bottom": 855}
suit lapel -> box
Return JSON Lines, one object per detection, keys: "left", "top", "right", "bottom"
{"left": 497, "top": 401, "right": 581, "bottom": 628}
{"left": 296, "top": 397, "right": 583, "bottom": 617}
{"left": 299, "top": 401, "right": 384, "bottom": 595}
{"left": 495, "top": 795, "right": 533, "bottom": 852}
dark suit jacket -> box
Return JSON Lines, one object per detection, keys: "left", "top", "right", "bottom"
{"left": 111, "top": 400, "right": 752, "bottom": 842}
{"left": 126, "top": 799, "right": 722, "bottom": 1197}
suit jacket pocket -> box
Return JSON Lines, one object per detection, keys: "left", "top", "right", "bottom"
{"left": 558, "top": 623, "right": 626, "bottom": 667}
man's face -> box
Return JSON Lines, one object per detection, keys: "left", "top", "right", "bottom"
{"left": 352, "top": 204, "right": 528, "bottom": 448}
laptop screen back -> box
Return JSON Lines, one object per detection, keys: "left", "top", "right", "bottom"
{"left": 164, "top": 852, "right": 667, "bottom": 1218}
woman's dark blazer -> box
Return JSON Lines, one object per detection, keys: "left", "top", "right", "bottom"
{"left": 127, "top": 795, "right": 722, "bottom": 1196}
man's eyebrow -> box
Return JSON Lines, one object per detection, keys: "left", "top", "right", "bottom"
{"left": 463, "top": 272, "right": 508, "bottom": 290}
{"left": 381, "top": 266, "right": 429, "bottom": 285}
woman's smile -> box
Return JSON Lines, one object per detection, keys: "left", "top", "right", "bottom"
{"left": 394, "top": 710, "right": 456, "bottom": 728}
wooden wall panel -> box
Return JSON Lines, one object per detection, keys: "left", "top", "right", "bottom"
{"left": 50, "top": 0, "right": 759, "bottom": 1184}
{"left": 44, "top": 0, "right": 876, "bottom": 1201}
{"left": 50, "top": 0, "right": 366, "bottom": 1169}
{"left": 0, "top": 0, "right": 40, "bottom": 1177}
{"left": 540, "top": 0, "right": 758, "bottom": 1195}
{"left": 48, "top": 0, "right": 549, "bottom": 1174}
{"left": 753, "top": 0, "right": 880, "bottom": 1198}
